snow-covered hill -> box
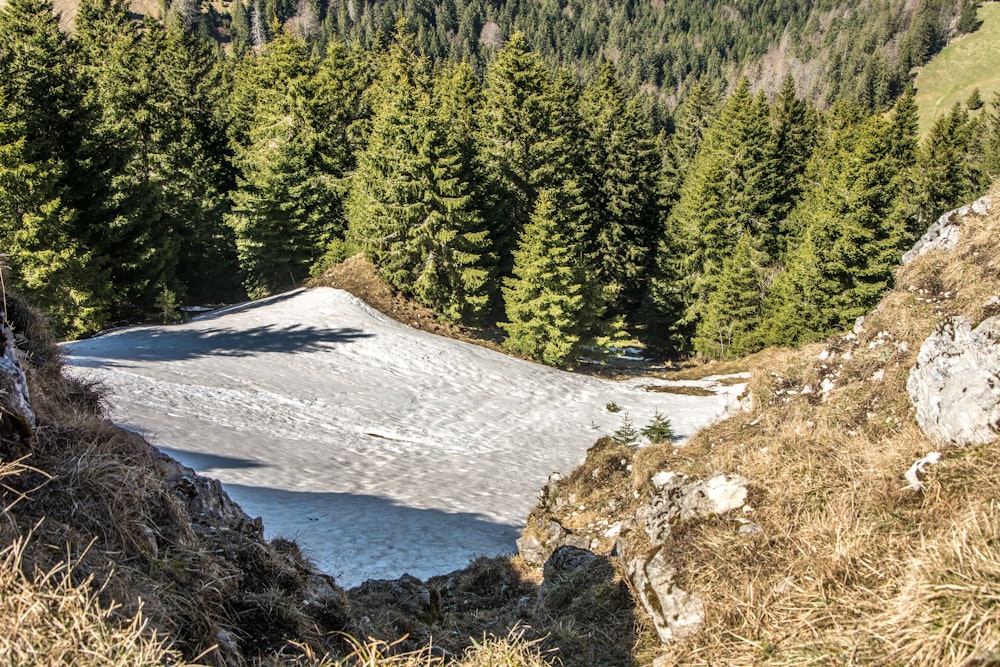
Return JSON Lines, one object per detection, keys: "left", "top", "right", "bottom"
{"left": 64, "top": 288, "right": 743, "bottom": 586}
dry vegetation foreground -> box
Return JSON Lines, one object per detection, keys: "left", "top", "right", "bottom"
{"left": 2, "top": 185, "right": 1000, "bottom": 665}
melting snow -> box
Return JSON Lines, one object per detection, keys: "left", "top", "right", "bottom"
{"left": 64, "top": 288, "right": 743, "bottom": 587}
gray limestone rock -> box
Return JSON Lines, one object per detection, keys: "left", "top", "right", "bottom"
{"left": 627, "top": 548, "right": 705, "bottom": 644}
{"left": 902, "top": 195, "right": 991, "bottom": 264}
{"left": 639, "top": 472, "right": 749, "bottom": 544}
{"left": 354, "top": 573, "right": 442, "bottom": 623}
{"left": 907, "top": 315, "right": 1000, "bottom": 446}
{"left": 624, "top": 471, "right": 750, "bottom": 645}
{"left": 0, "top": 313, "right": 34, "bottom": 443}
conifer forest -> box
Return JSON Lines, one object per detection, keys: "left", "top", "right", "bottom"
{"left": 2, "top": 0, "right": 999, "bottom": 363}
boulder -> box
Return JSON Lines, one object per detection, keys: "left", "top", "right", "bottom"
{"left": 907, "top": 315, "right": 1000, "bottom": 447}
{"left": 623, "top": 472, "right": 750, "bottom": 644}
{"left": 353, "top": 573, "right": 442, "bottom": 623}
{"left": 627, "top": 548, "right": 705, "bottom": 644}
{"left": 0, "top": 313, "right": 34, "bottom": 445}
{"left": 160, "top": 453, "right": 265, "bottom": 536}
{"left": 639, "top": 472, "right": 749, "bottom": 544}
{"left": 516, "top": 518, "right": 567, "bottom": 566}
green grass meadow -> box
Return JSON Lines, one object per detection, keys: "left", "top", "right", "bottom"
{"left": 914, "top": 2, "right": 1000, "bottom": 137}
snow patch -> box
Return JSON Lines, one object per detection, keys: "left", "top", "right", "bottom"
{"left": 64, "top": 288, "right": 741, "bottom": 586}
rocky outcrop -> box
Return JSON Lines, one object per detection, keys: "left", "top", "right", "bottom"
{"left": 902, "top": 195, "right": 991, "bottom": 264}
{"left": 907, "top": 314, "right": 1000, "bottom": 447}
{"left": 353, "top": 573, "right": 443, "bottom": 624}
{"left": 621, "top": 472, "right": 752, "bottom": 644}
{"left": 159, "top": 453, "right": 265, "bottom": 536}
{"left": 0, "top": 313, "right": 35, "bottom": 444}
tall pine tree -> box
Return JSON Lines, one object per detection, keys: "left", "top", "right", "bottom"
{"left": 579, "top": 62, "right": 661, "bottom": 315}
{"left": 501, "top": 190, "right": 607, "bottom": 367}
{"left": 0, "top": 0, "right": 110, "bottom": 334}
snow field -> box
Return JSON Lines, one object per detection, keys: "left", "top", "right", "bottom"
{"left": 64, "top": 288, "right": 744, "bottom": 587}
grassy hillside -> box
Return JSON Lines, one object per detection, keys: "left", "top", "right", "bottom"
{"left": 2, "top": 182, "right": 998, "bottom": 664}
{"left": 520, "top": 183, "right": 1000, "bottom": 664}
{"left": 915, "top": 2, "right": 1000, "bottom": 135}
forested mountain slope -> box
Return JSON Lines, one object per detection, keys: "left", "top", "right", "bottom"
{"left": 1, "top": 0, "right": 998, "bottom": 365}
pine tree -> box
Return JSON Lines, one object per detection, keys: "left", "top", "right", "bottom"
{"left": 477, "top": 32, "right": 554, "bottom": 272}
{"left": 694, "top": 232, "right": 767, "bottom": 358}
{"left": 501, "top": 190, "right": 603, "bottom": 367}
{"left": 0, "top": 110, "right": 104, "bottom": 337}
{"left": 226, "top": 33, "right": 338, "bottom": 297}
{"left": 579, "top": 62, "right": 661, "bottom": 315}
{"left": 0, "top": 0, "right": 110, "bottom": 334}
{"left": 157, "top": 15, "right": 243, "bottom": 303}
{"left": 76, "top": 0, "right": 174, "bottom": 315}
{"left": 915, "top": 103, "right": 990, "bottom": 227}
{"left": 348, "top": 30, "right": 495, "bottom": 322}
{"left": 668, "top": 78, "right": 782, "bottom": 354}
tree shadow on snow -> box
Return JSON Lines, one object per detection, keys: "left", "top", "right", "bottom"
{"left": 190, "top": 289, "right": 310, "bottom": 322}
{"left": 67, "top": 323, "right": 372, "bottom": 362}
{"left": 218, "top": 482, "right": 522, "bottom": 588}
{"left": 158, "top": 446, "right": 267, "bottom": 471}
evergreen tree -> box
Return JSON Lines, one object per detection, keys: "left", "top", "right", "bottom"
{"left": 226, "top": 33, "right": 338, "bottom": 297}
{"left": 694, "top": 232, "right": 767, "bottom": 358}
{"left": 957, "top": 0, "right": 982, "bottom": 33}
{"left": 348, "top": 27, "right": 494, "bottom": 321}
{"left": 915, "top": 103, "right": 990, "bottom": 227}
{"left": 984, "top": 92, "right": 1000, "bottom": 181}
{"left": 771, "top": 73, "right": 817, "bottom": 252}
{"left": 0, "top": 0, "right": 110, "bottom": 334}
{"left": 477, "top": 32, "right": 554, "bottom": 272}
{"left": 0, "top": 110, "right": 104, "bottom": 337}
{"left": 501, "top": 190, "right": 605, "bottom": 367}
{"left": 346, "top": 26, "right": 435, "bottom": 286}
{"left": 76, "top": 0, "right": 173, "bottom": 315}
{"left": 579, "top": 62, "right": 661, "bottom": 315}
{"left": 157, "top": 15, "right": 243, "bottom": 303}
{"left": 768, "top": 109, "right": 912, "bottom": 341}
{"left": 762, "top": 226, "right": 830, "bottom": 346}
{"left": 667, "top": 78, "right": 782, "bottom": 356}
{"left": 659, "top": 79, "right": 720, "bottom": 211}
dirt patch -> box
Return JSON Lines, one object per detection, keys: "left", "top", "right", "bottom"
{"left": 643, "top": 384, "right": 716, "bottom": 396}
{"left": 307, "top": 254, "right": 509, "bottom": 351}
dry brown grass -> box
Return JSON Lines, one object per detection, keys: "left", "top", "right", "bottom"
{"left": 624, "top": 184, "right": 1000, "bottom": 665}
{"left": 0, "top": 535, "right": 193, "bottom": 666}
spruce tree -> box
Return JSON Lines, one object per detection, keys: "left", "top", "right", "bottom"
{"left": 157, "top": 15, "right": 243, "bottom": 303}
{"left": 694, "top": 232, "right": 767, "bottom": 358}
{"left": 769, "top": 108, "right": 913, "bottom": 341}
{"left": 346, "top": 26, "right": 435, "bottom": 287}
{"left": 771, "top": 73, "right": 817, "bottom": 252}
{"left": 0, "top": 0, "right": 110, "bottom": 334}
{"left": 477, "top": 32, "right": 555, "bottom": 273}
{"left": 501, "top": 190, "right": 602, "bottom": 367}
{"left": 579, "top": 62, "right": 661, "bottom": 315}
{"left": 916, "top": 103, "right": 990, "bottom": 228}
{"left": 76, "top": 0, "right": 173, "bottom": 315}
{"left": 667, "top": 78, "right": 782, "bottom": 356}
{"left": 348, "top": 27, "right": 495, "bottom": 322}
{"left": 226, "top": 33, "right": 338, "bottom": 297}
{"left": 985, "top": 92, "right": 1000, "bottom": 181}
{"left": 0, "top": 111, "right": 104, "bottom": 337}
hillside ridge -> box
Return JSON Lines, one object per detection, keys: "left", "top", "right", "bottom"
{"left": 3, "top": 184, "right": 1000, "bottom": 664}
